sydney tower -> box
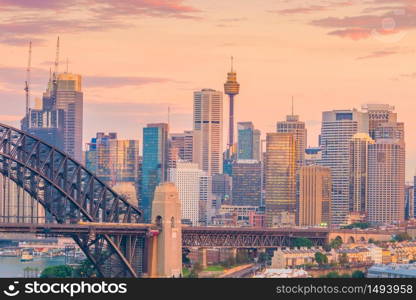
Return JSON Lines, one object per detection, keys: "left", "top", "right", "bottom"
{"left": 224, "top": 57, "right": 240, "bottom": 158}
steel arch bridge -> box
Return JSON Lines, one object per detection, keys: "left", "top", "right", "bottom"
{"left": 0, "top": 123, "right": 145, "bottom": 278}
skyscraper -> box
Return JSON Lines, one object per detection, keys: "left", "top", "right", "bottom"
{"left": 224, "top": 57, "right": 240, "bottom": 157}
{"left": 141, "top": 123, "right": 169, "bottom": 222}
{"left": 367, "top": 121, "right": 405, "bottom": 225}
{"left": 168, "top": 131, "right": 197, "bottom": 168}
{"left": 320, "top": 109, "right": 368, "bottom": 225}
{"left": 349, "top": 133, "right": 374, "bottom": 214}
{"left": 85, "top": 132, "right": 140, "bottom": 206}
{"left": 55, "top": 72, "right": 83, "bottom": 162}
{"left": 237, "top": 122, "right": 261, "bottom": 161}
{"left": 362, "top": 104, "right": 397, "bottom": 139}
{"left": 265, "top": 133, "right": 296, "bottom": 227}
{"left": 193, "top": 89, "right": 223, "bottom": 175}
{"left": 169, "top": 162, "right": 212, "bottom": 226}
{"left": 85, "top": 132, "right": 117, "bottom": 179}
{"left": 231, "top": 160, "right": 262, "bottom": 207}
{"left": 277, "top": 106, "right": 307, "bottom": 168}
{"left": 296, "top": 165, "right": 332, "bottom": 227}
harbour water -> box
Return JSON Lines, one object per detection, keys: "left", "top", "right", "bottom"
{"left": 0, "top": 256, "right": 66, "bottom": 278}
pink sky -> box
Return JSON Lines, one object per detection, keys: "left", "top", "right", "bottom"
{"left": 1, "top": 0, "right": 416, "bottom": 179}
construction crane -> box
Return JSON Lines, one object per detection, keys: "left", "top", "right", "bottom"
{"left": 52, "top": 36, "right": 60, "bottom": 104}
{"left": 24, "top": 41, "right": 32, "bottom": 115}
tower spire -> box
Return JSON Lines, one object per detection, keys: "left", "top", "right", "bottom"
{"left": 231, "top": 56, "right": 234, "bottom": 72}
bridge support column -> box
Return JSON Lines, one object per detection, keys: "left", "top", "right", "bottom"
{"left": 145, "top": 234, "right": 158, "bottom": 278}
{"left": 198, "top": 248, "right": 207, "bottom": 269}
{"left": 231, "top": 248, "right": 237, "bottom": 261}
{"left": 151, "top": 183, "right": 182, "bottom": 278}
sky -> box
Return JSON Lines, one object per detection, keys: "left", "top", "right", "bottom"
{"left": 1, "top": 0, "right": 416, "bottom": 179}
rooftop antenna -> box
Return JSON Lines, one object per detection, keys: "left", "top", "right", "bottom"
{"left": 168, "top": 106, "right": 171, "bottom": 128}
{"left": 231, "top": 56, "right": 234, "bottom": 72}
{"left": 291, "top": 96, "right": 294, "bottom": 116}
{"left": 53, "top": 36, "right": 60, "bottom": 80}
{"left": 24, "top": 40, "right": 32, "bottom": 115}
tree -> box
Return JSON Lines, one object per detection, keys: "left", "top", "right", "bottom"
{"left": 339, "top": 253, "right": 349, "bottom": 265}
{"left": 329, "top": 236, "right": 343, "bottom": 249}
{"left": 352, "top": 270, "right": 365, "bottom": 278}
{"left": 40, "top": 265, "right": 73, "bottom": 278}
{"left": 73, "top": 259, "right": 97, "bottom": 278}
{"left": 393, "top": 233, "right": 411, "bottom": 242}
{"left": 236, "top": 251, "right": 251, "bottom": 264}
{"left": 325, "top": 271, "right": 340, "bottom": 278}
{"left": 193, "top": 262, "right": 203, "bottom": 273}
{"left": 258, "top": 252, "right": 270, "bottom": 264}
{"left": 314, "top": 252, "right": 328, "bottom": 266}
{"left": 292, "top": 238, "right": 313, "bottom": 248}
{"left": 182, "top": 248, "right": 191, "bottom": 265}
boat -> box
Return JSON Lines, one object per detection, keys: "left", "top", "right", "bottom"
{"left": 20, "top": 252, "right": 34, "bottom": 262}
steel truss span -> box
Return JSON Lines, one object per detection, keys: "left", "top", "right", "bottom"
{"left": 182, "top": 227, "right": 328, "bottom": 248}
{"left": 0, "top": 123, "right": 144, "bottom": 278}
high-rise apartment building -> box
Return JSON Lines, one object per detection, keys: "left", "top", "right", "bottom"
{"left": 277, "top": 114, "right": 306, "bottom": 168}
{"left": 349, "top": 133, "right": 374, "bottom": 214}
{"left": 169, "top": 162, "right": 212, "bottom": 226}
{"left": 296, "top": 165, "right": 332, "bottom": 227}
{"left": 193, "top": 89, "right": 223, "bottom": 175}
{"left": 367, "top": 121, "right": 405, "bottom": 225}
{"left": 320, "top": 109, "right": 368, "bottom": 225}
{"left": 237, "top": 122, "right": 261, "bottom": 161}
{"left": 265, "top": 133, "right": 296, "bottom": 227}
{"left": 55, "top": 73, "right": 83, "bottom": 162}
{"left": 231, "top": 160, "right": 262, "bottom": 207}
{"left": 141, "top": 123, "right": 169, "bottom": 222}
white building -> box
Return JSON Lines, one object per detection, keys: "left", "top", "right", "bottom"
{"left": 368, "top": 264, "right": 416, "bottom": 278}
{"left": 169, "top": 162, "right": 213, "bottom": 226}
{"left": 320, "top": 109, "right": 368, "bottom": 225}
{"left": 193, "top": 89, "right": 223, "bottom": 176}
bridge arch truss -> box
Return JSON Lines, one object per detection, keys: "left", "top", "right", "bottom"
{"left": 0, "top": 123, "right": 144, "bottom": 277}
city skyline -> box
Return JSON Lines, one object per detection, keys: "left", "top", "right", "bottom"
{"left": 1, "top": 0, "right": 416, "bottom": 180}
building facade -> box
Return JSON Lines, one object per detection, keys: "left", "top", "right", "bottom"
{"left": 265, "top": 133, "right": 296, "bottom": 227}
{"left": 237, "top": 122, "right": 261, "bottom": 161}
{"left": 296, "top": 165, "right": 332, "bottom": 227}
{"left": 320, "top": 109, "right": 368, "bottom": 225}
{"left": 349, "top": 133, "right": 374, "bottom": 214}
{"left": 193, "top": 89, "right": 223, "bottom": 175}
{"left": 55, "top": 73, "right": 83, "bottom": 162}
{"left": 169, "top": 162, "right": 212, "bottom": 226}
{"left": 367, "top": 123, "right": 405, "bottom": 225}
{"left": 141, "top": 123, "right": 169, "bottom": 222}
{"left": 277, "top": 114, "right": 307, "bottom": 168}
{"left": 231, "top": 160, "right": 262, "bottom": 207}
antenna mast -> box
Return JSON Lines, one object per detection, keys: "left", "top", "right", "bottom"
{"left": 52, "top": 37, "right": 60, "bottom": 104}
{"left": 54, "top": 36, "right": 60, "bottom": 78}
{"left": 24, "top": 41, "right": 32, "bottom": 115}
